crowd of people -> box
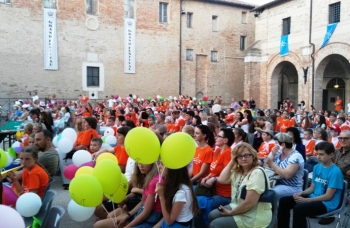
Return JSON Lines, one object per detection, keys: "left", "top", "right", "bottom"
{"left": 1, "top": 93, "right": 350, "bottom": 228}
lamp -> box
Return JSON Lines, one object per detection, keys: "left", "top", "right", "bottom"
{"left": 334, "top": 78, "right": 339, "bottom": 88}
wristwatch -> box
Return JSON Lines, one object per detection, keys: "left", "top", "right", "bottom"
{"left": 213, "top": 177, "right": 217, "bottom": 183}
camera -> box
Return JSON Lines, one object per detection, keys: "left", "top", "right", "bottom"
{"left": 298, "top": 104, "right": 301, "bottom": 106}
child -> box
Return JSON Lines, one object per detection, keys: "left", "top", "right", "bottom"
{"left": 328, "top": 125, "right": 341, "bottom": 149}
{"left": 7, "top": 146, "right": 49, "bottom": 198}
{"left": 155, "top": 162, "right": 199, "bottom": 228}
{"left": 94, "top": 162, "right": 162, "bottom": 228}
{"left": 277, "top": 141, "right": 343, "bottom": 228}
{"left": 90, "top": 138, "right": 102, "bottom": 154}
{"left": 28, "top": 133, "right": 35, "bottom": 146}
{"left": 257, "top": 130, "right": 275, "bottom": 158}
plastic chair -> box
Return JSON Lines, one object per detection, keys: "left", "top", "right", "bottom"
{"left": 24, "top": 189, "right": 57, "bottom": 227}
{"left": 42, "top": 177, "right": 54, "bottom": 199}
{"left": 307, "top": 180, "right": 348, "bottom": 228}
{"left": 266, "top": 189, "right": 278, "bottom": 228}
{"left": 41, "top": 206, "right": 66, "bottom": 228}
{"left": 303, "top": 169, "right": 309, "bottom": 190}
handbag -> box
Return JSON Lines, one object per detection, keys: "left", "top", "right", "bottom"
{"left": 240, "top": 167, "right": 275, "bottom": 203}
{"left": 195, "top": 183, "right": 216, "bottom": 197}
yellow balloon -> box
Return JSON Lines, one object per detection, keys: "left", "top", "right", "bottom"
{"left": 106, "top": 174, "right": 129, "bottom": 203}
{"left": 0, "top": 149, "right": 8, "bottom": 169}
{"left": 160, "top": 132, "right": 196, "bottom": 169}
{"left": 75, "top": 166, "right": 94, "bottom": 177}
{"left": 69, "top": 174, "right": 103, "bottom": 207}
{"left": 93, "top": 160, "right": 122, "bottom": 195}
{"left": 96, "top": 153, "right": 118, "bottom": 164}
{"left": 124, "top": 127, "right": 160, "bottom": 164}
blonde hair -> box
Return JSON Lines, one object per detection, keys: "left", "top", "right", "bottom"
{"left": 182, "top": 126, "right": 194, "bottom": 137}
{"left": 75, "top": 118, "right": 84, "bottom": 134}
{"left": 231, "top": 142, "right": 259, "bottom": 173}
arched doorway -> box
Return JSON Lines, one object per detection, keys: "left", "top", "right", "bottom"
{"left": 316, "top": 54, "right": 350, "bottom": 111}
{"left": 271, "top": 61, "right": 299, "bottom": 109}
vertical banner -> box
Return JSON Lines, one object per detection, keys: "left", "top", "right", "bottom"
{"left": 280, "top": 35, "right": 289, "bottom": 57}
{"left": 44, "top": 8, "right": 58, "bottom": 70}
{"left": 124, "top": 18, "right": 136, "bottom": 74}
{"left": 320, "top": 23, "right": 338, "bottom": 49}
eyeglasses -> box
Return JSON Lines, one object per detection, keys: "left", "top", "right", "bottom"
{"left": 121, "top": 124, "right": 126, "bottom": 126}
{"left": 216, "top": 135, "right": 226, "bottom": 138}
{"left": 338, "top": 137, "right": 350, "bottom": 140}
{"left": 237, "top": 154, "right": 253, "bottom": 160}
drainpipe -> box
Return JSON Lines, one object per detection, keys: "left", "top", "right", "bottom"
{"left": 179, "top": 0, "right": 183, "bottom": 95}
{"left": 309, "top": 0, "right": 315, "bottom": 106}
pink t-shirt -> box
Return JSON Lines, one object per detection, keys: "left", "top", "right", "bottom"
{"left": 144, "top": 175, "right": 163, "bottom": 212}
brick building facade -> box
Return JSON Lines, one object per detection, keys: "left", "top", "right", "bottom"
{"left": 0, "top": 0, "right": 255, "bottom": 103}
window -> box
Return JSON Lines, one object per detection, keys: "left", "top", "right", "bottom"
{"left": 211, "top": 51, "right": 218, "bottom": 62}
{"left": 87, "top": 67, "right": 100, "bottom": 86}
{"left": 212, "top": 16, "right": 218, "bottom": 32}
{"left": 241, "top": 11, "right": 247, "bottom": 23}
{"left": 282, "top": 17, "right": 291, "bottom": 35}
{"left": 240, "top": 36, "right": 246, "bottom": 51}
{"left": 329, "top": 2, "right": 341, "bottom": 24}
{"left": 43, "top": 0, "right": 56, "bottom": 8}
{"left": 187, "top": 13, "right": 193, "bottom": 28}
{"left": 124, "top": 0, "right": 134, "bottom": 18}
{"left": 0, "top": 0, "right": 11, "bottom": 4}
{"left": 186, "top": 49, "right": 193, "bottom": 61}
{"left": 86, "top": 0, "right": 98, "bottom": 15}
{"left": 159, "top": 2, "right": 168, "bottom": 23}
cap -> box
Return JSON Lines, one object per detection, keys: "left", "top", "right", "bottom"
{"left": 22, "top": 104, "right": 30, "bottom": 108}
{"left": 262, "top": 129, "right": 274, "bottom": 137}
{"left": 274, "top": 133, "right": 292, "bottom": 144}
{"left": 39, "top": 101, "right": 45, "bottom": 107}
{"left": 330, "top": 124, "right": 341, "bottom": 135}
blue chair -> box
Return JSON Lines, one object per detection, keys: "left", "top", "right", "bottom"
{"left": 307, "top": 181, "right": 348, "bottom": 228}
{"left": 24, "top": 189, "right": 57, "bottom": 227}
{"left": 303, "top": 169, "right": 309, "bottom": 191}
{"left": 41, "top": 206, "right": 65, "bottom": 228}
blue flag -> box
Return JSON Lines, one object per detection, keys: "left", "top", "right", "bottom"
{"left": 320, "top": 23, "right": 338, "bottom": 49}
{"left": 280, "top": 35, "right": 289, "bottom": 56}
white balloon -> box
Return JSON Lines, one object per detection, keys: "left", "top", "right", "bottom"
{"left": 16, "top": 192, "right": 42, "bottom": 217}
{"left": 52, "top": 135, "right": 59, "bottom": 147}
{"left": 5, "top": 152, "right": 14, "bottom": 167}
{"left": 174, "top": 97, "right": 177, "bottom": 100}
{"left": 157, "top": 95, "right": 161, "bottom": 99}
{"left": 137, "top": 98, "right": 141, "bottom": 102}
{"left": 67, "top": 199, "right": 95, "bottom": 222}
{"left": 57, "top": 138, "right": 74, "bottom": 154}
{"left": 72, "top": 150, "right": 92, "bottom": 167}
{"left": 105, "top": 135, "right": 117, "bottom": 145}
{"left": 12, "top": 141, "right": 20, "bottom": 148}
{"left": 101, "top": 143, "right": 112, "bottom": 149}
{"left": 104, "top": 128, "right": 115, "bottom": 136}
{"left": 62, "top": 128, "right": 77, "bottom": 143}
{"left": 133, "top": 95, "right": 136, "bottom": 99}
{"left": 0, "top": 205, "right": 25, "bottom": 228}
{"left": 169, "top": 96, "right": 173, "bottom": 100}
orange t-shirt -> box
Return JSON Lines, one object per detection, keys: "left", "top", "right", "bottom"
{"left": 276, "top": 116, "right": 283, "bottom": 124}
{"left": 303, "top": 139, "right": 315, "bottom": 157}
{"left": 113, "top": 145, "right": 129, "bottom": 168}
{"left": 82, "top": 111, "right": 91, "bottom": 117}
{"left": 192, "top": 146, "right": 214, "bottom": 181}
{"left": 174, "top": 118, "right": 185, "bottom": 132}
{"left": 225, "top": 113, "right": 235, "bottom": 125}
{"left": 340, "top": 124, "right": 350, "bottom": 131}
{"left": 22, "top": 164, "right": 49, "bottom": 198}
{"left": 166, "top": 123, "right": 175, "bottom": 132}
{"left": 210, "top": 147, "right": 231, "bottom": 197}
{"left": 335, "top": 99, "right": 343, "bottom": 111}
{"left": 76, "top": 129, "right": 99, "bottom": 153}
{"left": 274, "top": 122, "right": 281, "bottom": 132}
{"left": 257, "top": 141, "right": 275, "bottom": 158}
{"left": 290, "top": 118, "right": 296, "bottom": 127}
{"left": 280, "top": 119, "right": 291, "bottom": 133}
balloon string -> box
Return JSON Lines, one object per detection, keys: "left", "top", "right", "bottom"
{"left": 101, "top": 203, "right": 117, "bottom": 228}
{"left": 154, "top": 162, "right": 164, "bottom": 202}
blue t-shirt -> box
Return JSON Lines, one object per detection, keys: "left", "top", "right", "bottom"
{"left": 310, "top": 163, "right": 343, "bottom": 212}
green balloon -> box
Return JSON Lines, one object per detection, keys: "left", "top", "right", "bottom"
{"left": 148, "top": 96, "right": 151, "bottom": 100}
{"left": 201, "top": 101, "right": 206, "bottom": 105}
{"left": 0, "top": 149, "right": 8, "bottom": 169}
{"left": 102, "top": 136, "right": 107, "bottom": 143}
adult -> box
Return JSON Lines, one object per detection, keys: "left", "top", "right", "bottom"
{"left": 256, "top": 116, "right": 272, "bottom": 131}
{"left": 300, "top": 112, "right": 312, "bottom": 130}
{"left": 287, "top": 127, "right": 306, "bottom": 161}
{"left": 231, "top": 128, "right": 248, "bottom": 149}
{"left": 29, "top": 109, "right": 47, "bottom": 130}
{"left": 34, "top": 130, "right": 59, "bottom": 177}
{"left": 209, "top": 143, "right": 272, "bottom": 228}
{"left": 73, "top": 117, "right": 99, "bottom": 153}
{"left": 184, "top": 110, "right": 195, "bottom": 126}
{"left": 264, "top": 133, "right": 305, "bottom": 199}
{"left": 153, "top": 113, "right": 167, "bottom": 136}
{"left": 337, "top": 117, "right": 350, "bottom": 131}
{"left": 224, "top": 108, "right": 235, "bottom": 126}
{"left": 280, "top": 110, "right": 292, "bottom": 133}
{"left": 333, "top": 130, "right": 350, "bottom": 187}
{"left": 230, "top": 98, "right": 239, "bottom": 111}
{"left": 334, "top": 95, "right": 343, "bottom": 112}
{"left": 249, "top": 97, "right": 256, "bottom": 109}
{"left": 316, "top": 115, "right": 327, "bottom": 130}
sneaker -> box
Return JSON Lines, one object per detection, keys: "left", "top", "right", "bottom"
{"left": 318, "top": 217, "right": 335, "bottom": 225}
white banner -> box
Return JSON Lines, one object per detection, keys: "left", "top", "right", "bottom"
{"left": 124, "top": 18, "right": 136, "bottom": 73}
{"left": 44, "top": 8, "right": 58, "bottom": 70}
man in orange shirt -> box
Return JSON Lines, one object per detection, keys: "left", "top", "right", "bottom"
{"left": 328, "top": 125, "right": 341, "bottom": 149}
{"left": 172, "top": 110, "right": 185, "bottom": 132}
{"left": 303, "top": 129, "right": 315, "bottom": 157}
{"left": 224, "top": 108, "right": 235, "bottom": 125}
{"left": 334, "top": 96, "right": 343, "bottom": 111}
{"left": 280, "top": 110, "right": 292, "bottom": 133}
{"left": 337, "top": 117, "right": 350, "bottom": 131}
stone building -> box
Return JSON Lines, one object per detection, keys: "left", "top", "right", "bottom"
{"left": 0, "top": 0, "right": 255, "bottom": 103}
{"left": 248, "top": 0, "right": 350, "bottom": 110}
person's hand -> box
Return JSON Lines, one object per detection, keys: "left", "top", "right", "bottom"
{"left": 116, "top": 213, "right": 130, "bottom": 227}
{"left": 200, "top": 177, "right": 208, "bottom": 186}
{"left": 293, "top": 192, "right": 303, "bottom": 197}
{"left": 204, "top": 177, "right": 215, "bottom": 188}
{"left": 155, "top": 183, "right": 165, "bottom": 196}
{"left": 271, "top": 145, "right": 280, "bottom": 155}
{"left": 346, "top": 170, "right": 350, "bottom": 176}
{"left": 7, "top": 172, "right": 17, "bottom": 182}
{"left": 218, "top": 205, "right": 231, "bottom": 216}
{"left": 264, "top": 156, "right": 273, "bottom": 167}
{"left": 294, "top": 195, "right": 308, "bottom": 204}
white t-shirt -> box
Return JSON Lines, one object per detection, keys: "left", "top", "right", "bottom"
{"left": 108, "top": 99, "right": 115, "bottom": 108}
{"left": 124, "top": 157, "right": 135, "bottom": 181}
{"left": 173, "top": 184, "right": 194, "bottom": 222}
{"left": 347, "top": 103, "right": 350, "bottom": 113}
{"left": 32, "top": 95, "right": 39, "bottom": 101}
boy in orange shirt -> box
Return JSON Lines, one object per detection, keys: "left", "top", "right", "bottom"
{"left": 328, "top": 125, "right": 341, "bottom": 149}
{"left": 90, "top": 137, "right": 102, "bottom": 154}
{"left": 257, "top": 130, "right": 275, "bottom": 158}
{"left": 303, "top": 129, "right": 315, "bottom": 158}
{"left": 224, "top": 108, "right": 235, "bottom": 125}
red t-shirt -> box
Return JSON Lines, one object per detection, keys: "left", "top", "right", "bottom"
{"left": 192, "top": 145, "right": 213, "bottom": 181}
{"left": 22, "top": 164, "right": 49, "bottom": 198}
{"left": 210, "top": 147, "right": 231, "bottom": 197}
{"left": 113, "top": 145, "right": 129, "bottom": 168}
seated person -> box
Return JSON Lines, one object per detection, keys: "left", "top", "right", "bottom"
{"left": 7, "top": 146, "right": 49, "bottom": 198}
{"left": 303, "top": 129, "right": 315, "bottom": 158}
{"left": 264, "top": 133, "right": 304, "bottom": 199}
{"left": 277, "top": 142, "right": 343, "bottom": 228}
{"left": 287, "top": 127, "right": 306, "bottom": 160}
{"left": 72, "top": 117, "right": 99, "bottom": 153}
{"left": 257, "top": 130, "right": 275, "bottom": 158}
{"left": 328, "top": 125, "right": 341, "bottom": 149}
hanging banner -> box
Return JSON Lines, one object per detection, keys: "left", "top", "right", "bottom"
{"left": 124, "top": 18, "right": 136, "bottom": 74}
{"left": 280, "top": 35, "right": 289, "bottom": 57}
{"left": 320, "top": 23, "right": 338, "bottom": 49}
{"left": 44, "top": 8, "right": 58, "bottom": 70}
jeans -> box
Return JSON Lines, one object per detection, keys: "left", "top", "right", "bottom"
{"left": 209, "top": 205, "right": 238, "bottom": 228}
{"left": 272, "top": 184, "right": 302, "bottom": 200}
{"left": 278, "top": 195, "right": 327, "bottom": 228}
{"left": 132, "top": 205, "right": 162, "bottom": 228}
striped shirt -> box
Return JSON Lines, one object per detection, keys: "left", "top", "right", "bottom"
{"left": 273, "top": 150, "right": 305, "bottom": 188}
